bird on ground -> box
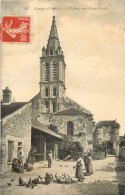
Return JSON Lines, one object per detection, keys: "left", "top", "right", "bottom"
{"left": 7, "top": 183, "right": 11, "bottom": 186}
{"left": 19, "top": 177, "right": 26, "bottom": 186}
{"left": 26, "top": 178, "right": 32, "bottom": 188}
{"left": 30, "top": 183, "right": 35, "bottom": 189}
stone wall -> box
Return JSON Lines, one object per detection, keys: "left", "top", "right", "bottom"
{"left": 95, "top": 126, "right": 119, "bottom": 143}
{"left": 31, "top": 93, "right": 94, "bottom": 152}
{"left": 119, "top": 147, "right": 125, "bottom": 160}
{"left": 95, "top": 126, "right": 119, "bottom": 155}
{"left": 2, "top": 103, "right": 32, "bottom": 171}
{"left": 51, "top": 114, "right": 93, "bottom": 152}
{"left": 93, "top": 151, "right": 106, "bottom": 160}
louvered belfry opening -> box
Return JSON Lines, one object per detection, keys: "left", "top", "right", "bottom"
{"left": 53, "top": 62, "right": 58, "bottom": 81}
{"left": 45, "top": 63, "right": 50, "bottom": 81}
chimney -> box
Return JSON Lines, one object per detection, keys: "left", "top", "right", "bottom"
{"left": 2, "top": 87, "right": 12, "bottom": 104}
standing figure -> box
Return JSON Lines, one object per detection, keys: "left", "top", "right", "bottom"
{"left": 83, "top": 153, "right": 88, "bottom": 171}
{"left": 28, "top": 146, "right": 37, "bottom": 164}
{"left": 86, "top": 153, "right": 93, "bottom": 175}
{"left": 48, "top": 150, "right": 53, "bottom": 168}
{"left": 17, "top": 148, "right": 23, "bottom": 167}
{"left": 75, "top": 156, "right": 84, "bottom": 181}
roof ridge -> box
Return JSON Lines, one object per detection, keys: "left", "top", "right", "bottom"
{"left": 63, "top": 96, "right": 91, "bottom": 114}
{"left": 1, "top": 102, "right": 31, "bottom": 120}
{"left": 52, "top": 107, "right": 91, "bottom": 116}
{"left": 96, "top": 120, "right": 120, "bottom": 128}
{"left": 30, "top": 92, "right": 40, "bottom": 102}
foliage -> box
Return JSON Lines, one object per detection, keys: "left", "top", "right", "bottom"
{"left": 58, "top": 135, "right": 84, "bottom": 160}
{"left": 94, "top": 143, "right": 105, "bottom": 152}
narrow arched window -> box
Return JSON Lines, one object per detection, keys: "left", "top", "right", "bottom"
{"left": 50, "top": 49, "right": 53, "bottom": 55}
{"left": 52, "top": 102, "right": 56, "bottom": 112}
{"left": 67, "top": 121, "right": 74, "bottom": 136}
{"left": 45, "top": 101, "right": 49, "bottom": 108}
{"left": 45, "top": 88, "right": 49, "bottom": 96}
{"left": 53, "top": 87, "right": 57, "bottom": 96}
{"left": 56, "top": 50, "right": 58, "bottom": 55}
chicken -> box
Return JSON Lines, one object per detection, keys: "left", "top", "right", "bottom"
{"left": 64, "top": 173, "right": 72, "bottom": 183}
{"left": 19, "top": 177, "right": 26, "bottom": 186}
{"left": 50, "top": 174, "right": 54, "bottom": 181}
{"left": 59, "top": 174, "right": 66, "bottom": 183}
{"left": 7, "top": 183, "right": 11, "bottom": 186}
{"left": 26, "top": 178, "right": 32, "bottom": 188}
{"left": 55, "top": 173, "right": 61, "bottom": 183}
{"left": 45, "top": 173, "right": 53, "bottom": 184}
{"left": 30, "top": 183, "right": 35, "bottom": 189}
{"left": 32, "top": 178, "right": 38, "bottom": 186}
{"left": 26, "top": 162, "right": 33, "bottom": 172}
{"left": 37, "top": 175, "right": 43, "bottom": 184}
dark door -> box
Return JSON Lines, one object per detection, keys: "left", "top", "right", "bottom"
{"left": 8, "top": 141, "right": 14, "bottom": 162}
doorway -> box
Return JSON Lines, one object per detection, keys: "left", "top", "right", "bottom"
{"left": 106, "top": 142, "right": 113, "bottom": 155}
{"left": 8, "top": 141, "right": 14, "bottom": 162}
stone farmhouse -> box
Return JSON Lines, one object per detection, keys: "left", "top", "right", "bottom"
{"left": 1, "top": 87, "right": 32, "bottom": 172}
{"left": 94, "top": 120, "right": 120, "bottom": 156}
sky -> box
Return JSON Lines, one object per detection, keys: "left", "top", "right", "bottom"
{"left": 1, "top": 0, "right": 125, "bottom": 135}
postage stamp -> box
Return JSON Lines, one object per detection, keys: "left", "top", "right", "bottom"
{"left": 0, "top": 16, "right": 30, "bottom": 42}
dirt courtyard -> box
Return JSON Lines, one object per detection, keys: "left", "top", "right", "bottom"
{"left": 1, "top": 156, "right": 125, "bottom": 195}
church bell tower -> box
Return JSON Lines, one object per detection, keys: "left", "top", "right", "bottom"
{"left": 39, "top": 16, "right": 66, "bottom": 113}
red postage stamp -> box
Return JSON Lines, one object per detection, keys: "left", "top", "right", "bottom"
{"left": 0, "top": 16, "right": 30, "bottom": 42}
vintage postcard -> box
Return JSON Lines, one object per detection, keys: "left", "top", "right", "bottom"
{"left": 0, "top": 0, "right": 125, "bottom": 195}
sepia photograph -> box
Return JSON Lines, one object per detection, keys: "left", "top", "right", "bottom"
{"left": 0, "top": 0, "right": 125, "bottom": 194}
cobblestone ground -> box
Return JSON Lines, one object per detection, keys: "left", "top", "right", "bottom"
{"left": 1, "top": 156, "right": 125, "bottom": 195}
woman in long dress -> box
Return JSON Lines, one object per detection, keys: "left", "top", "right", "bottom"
{"left": 75, "top": 156, "right": 84, "bottom": 181}
{"left": 86, "top": 153, "right": 93, "bottom": 175}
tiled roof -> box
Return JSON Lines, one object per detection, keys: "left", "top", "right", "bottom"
{"left": 52, "top": 107, "right": 92, "bottom": 116}
{"left": 30, "top": 94, "right": 92, "bottom": 116}
{"left": 61, "top": 96, "right": 92, "bottom": 115}
{"left": 32, "top": 119, "right": 62, "bottom": 139}
{"left": 96, "top": 120, "right": 120, "bottom": 128}
{"left": 1, "top": 102, "right": 28, "bottom": 119}
{"left": 30, "top": 92, "right": 40, "bottom": 102}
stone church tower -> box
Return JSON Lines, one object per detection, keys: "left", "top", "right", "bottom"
{"left": 39, "top": 16, "right": 66, "bottom": 113}
{"left": 31, "top": 16, "right": 94, "bottom": 153}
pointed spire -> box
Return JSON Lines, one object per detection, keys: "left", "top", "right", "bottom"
{"left": 46, "top": 16, "right": 63, "bottom": 56}
{"left": 49, "top": 16, "right": 59, "bottom": 39}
